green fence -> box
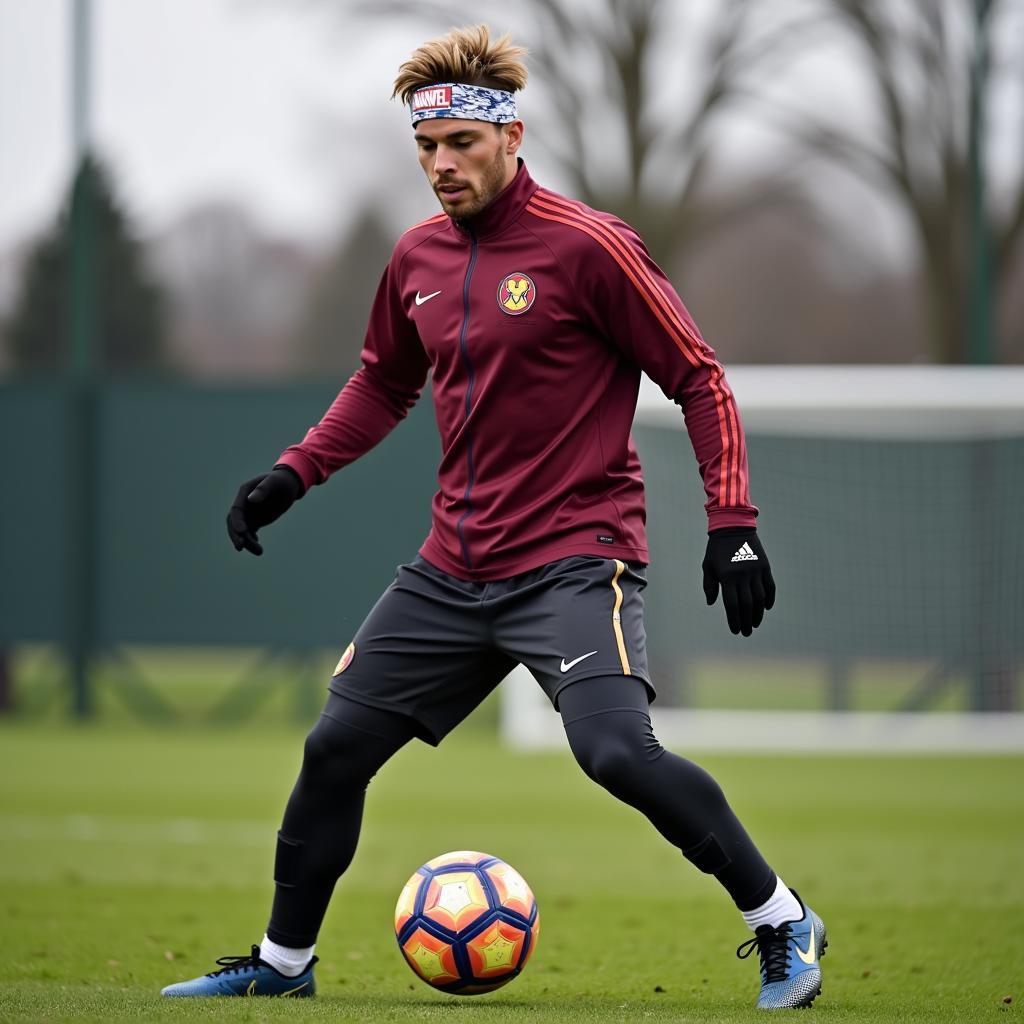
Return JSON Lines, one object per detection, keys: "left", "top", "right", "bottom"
{"left": 2, "top": 381, "right": 1021, "bottom": 715}
{"left": 0, "top": 381, "right": 437, "bottom": 650}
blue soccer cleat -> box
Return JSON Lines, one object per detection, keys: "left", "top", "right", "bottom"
{"left": 160, "top": 944, "right": 317, "bottom": 997}
{"left": 736, "top": 891, "right": 827, "bottom": 1009}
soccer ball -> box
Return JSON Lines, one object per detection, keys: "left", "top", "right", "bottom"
{"left": 394, "top": 850, "right": 540, "bottom": 995}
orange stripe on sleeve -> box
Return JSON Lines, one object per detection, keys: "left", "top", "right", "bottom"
{"left": 535, "top": 192, "right": 750, "bottom": 509}
{"left": 532, "top": 193, "right": 712, "bottom": 364}
{"left": 527, "top": 193, "right": 748, "bottom": 509}
{"left": 526, "top": 198, "right": 701, "bottom": 367}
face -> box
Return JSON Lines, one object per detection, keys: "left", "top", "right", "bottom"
{"left": 414, "top": 118, "right": 523, "bottom": 219}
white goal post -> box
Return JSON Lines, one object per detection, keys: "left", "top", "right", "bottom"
{"left": 500, "top": 366, "right": 1024, "bottom": 754}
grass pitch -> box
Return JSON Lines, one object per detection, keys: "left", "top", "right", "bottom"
{"left": 0, "top": 717, "right": 1021, "bottom": 1023}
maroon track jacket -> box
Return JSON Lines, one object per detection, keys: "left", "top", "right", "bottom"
{"left": 278, "top": 162, "right": 756, "bottom": 580}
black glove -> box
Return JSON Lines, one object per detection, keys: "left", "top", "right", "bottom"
{"left": 701, "top": 527, "right": 776, "bottom": 637}
{"left": 226, "top": 466, "right": 304, "bottom": 556}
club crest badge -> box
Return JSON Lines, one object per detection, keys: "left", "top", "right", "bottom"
{"left": 497, "top": 272, "right": 537, "bottom": 315}
{"left": 332, "top": 642, "right": 355, "bottom": 677}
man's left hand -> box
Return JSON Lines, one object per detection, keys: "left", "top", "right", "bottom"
{"left": 701, "top": 527, "right": 776, "bottom": 637}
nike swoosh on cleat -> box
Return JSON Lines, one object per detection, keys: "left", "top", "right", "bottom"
{"left": 245, "top": 979, "right": 257, "bottom": 995}
{"left": 281, "top": 981, "right": 310, "bottom": 996}
{"left": 795, "top": 923, "right": 816, "bottom": 965}
{"left": 560, "top": 651, "right": 598, "bottom": 673}
{"left": 415, "top": 289, "right": 442, "bottom": 305}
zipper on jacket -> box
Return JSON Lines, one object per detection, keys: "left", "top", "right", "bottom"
{"left": 455, "top": 226, "right": 479, "bottom": 570}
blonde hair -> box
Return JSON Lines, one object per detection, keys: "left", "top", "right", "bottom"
{"left": 392, "top": 24, "right": 528, "bottom": 104}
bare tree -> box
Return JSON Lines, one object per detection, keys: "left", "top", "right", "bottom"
{"left": 290, "top": 0, "right": 1023, "bottom": 361}
{"left": 763, "top": 0, "right": 1024, "bottom": 362}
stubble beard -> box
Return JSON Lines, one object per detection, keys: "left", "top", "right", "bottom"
{"left": 436, "top": 146, "right": 510, "bottom": 220}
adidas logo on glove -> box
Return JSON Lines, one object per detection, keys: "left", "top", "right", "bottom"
{"left": 730, "top": 542, "right": 758, "bottom": 562}
{"left": 702, "top": 529, "right": 774, "bottom": 636}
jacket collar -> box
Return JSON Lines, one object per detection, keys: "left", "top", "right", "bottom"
{"left": 450, "top": 159, "right": 538, "bottom": 240}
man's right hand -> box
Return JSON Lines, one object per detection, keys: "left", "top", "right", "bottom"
{"left": 226, "top": 466, "right": 304, "bottom": 556}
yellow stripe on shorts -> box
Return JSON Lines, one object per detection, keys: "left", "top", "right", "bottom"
{"left": 610, "top": 559, "right": 631, "bottom": 675}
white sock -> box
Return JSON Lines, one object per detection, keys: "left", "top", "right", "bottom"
{"left": 741, "top": 877, "right": 803, "bottom": 931}
{"left": 259, "top": 934, "right": 315, "bottom": 977}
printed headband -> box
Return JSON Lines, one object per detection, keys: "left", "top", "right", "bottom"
{"left": 409, "top": 82, "right": 518, "bottom": 126}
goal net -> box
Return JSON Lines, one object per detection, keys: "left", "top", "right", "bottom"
{"left": 501, "top": 366, "right": 1024, "bottom": 752}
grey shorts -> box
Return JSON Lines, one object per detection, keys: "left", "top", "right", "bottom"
{"left": 327, "top": 554, "right": 653, "bottom": 744}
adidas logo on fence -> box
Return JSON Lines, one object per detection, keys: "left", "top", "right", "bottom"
{"left": 730, "top": 542, "right": 758, "bottom": 562}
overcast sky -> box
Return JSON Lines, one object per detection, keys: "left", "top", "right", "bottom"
{"left": 2, "top": 0, "right": 1021, "bottom": 263}
{"left": 0, "top": 0, "right": 870, "bottom": 251}
{"left": 0, "top": 0, "right": 454, "bottom": 250}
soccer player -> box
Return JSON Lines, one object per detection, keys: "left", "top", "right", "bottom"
{"left": 162, "top": 25, "right": 826, "bottom": 1009}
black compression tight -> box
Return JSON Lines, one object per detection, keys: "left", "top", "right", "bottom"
{"left": 267, "top": 697, "right": 417, "bottom": 946}
{"left": 267, "top": 680, "right": 776, "bottom": 947}
{"left": 557, "top": 676, "right": 776, "bottom": 911}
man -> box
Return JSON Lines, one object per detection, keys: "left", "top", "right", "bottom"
{"left": 162, "top": 24, "right": 826, "bottom": 1010}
